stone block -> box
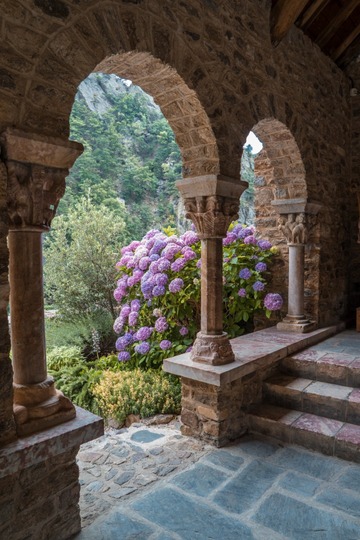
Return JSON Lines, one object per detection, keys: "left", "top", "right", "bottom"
{"left": 170, "top": 462, "right": 228, "bottom": 497}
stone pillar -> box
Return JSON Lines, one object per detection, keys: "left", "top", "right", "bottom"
{"left": 176, "top": 175, "right": 247, "bottom": 365}
{"left": 1, "top": 128, "right": 83, "bottom": 436}
{"left": 272, "top": 198, "right": 321, "bottom": 333}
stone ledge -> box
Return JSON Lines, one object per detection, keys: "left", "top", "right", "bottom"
{"left": 163, "top": 324, "right": 344, "bottom": 386}
{"left": 0, "top": 406, "right": 103, "bottom": 478}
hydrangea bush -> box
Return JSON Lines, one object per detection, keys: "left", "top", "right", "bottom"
{"left": 113, "top": 223, "right": 283, "bottom": 368}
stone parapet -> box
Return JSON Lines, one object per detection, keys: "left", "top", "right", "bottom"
{"left": 164, "top": 325, "right": 344, "bottom": 446}
{"left": 0, "top": 407, "right": 103, "bottom": 539}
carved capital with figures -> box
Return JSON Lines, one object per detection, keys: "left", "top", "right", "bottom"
{"left": 184, "top": 195, "right": 240, "bottom": 239}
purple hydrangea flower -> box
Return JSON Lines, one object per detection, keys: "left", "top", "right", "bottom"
{"left": 131, "top": 299, "right": 141, "bottom": 311}
{"left": 135, "top": 326, "right": 153, "bottom": 341}
{"left": 162, "top": 245, "right": 182, "bottom": 260}
{"left": 171, "top": 257, "right": 187, "bottom": 272}
{"left": 182, "top": 230, "right": 199, "bottom": 246}
{"left": 135, "top": 341, "right": 151, "bottom": 354}
{"left": 238, "top": 288, "right": 247, "bottom": 297}
{"left": 239, "top": 268, "right": 252, "bottom": 280}
{"left": 114, "top": 288, "right": 123, "bottom": 302}
{"left": 141, "top": 281, "right": 154, "bottom": 297}
{"left": 151, "top": 240, "right": 167, "bottom": 254}
{"left": 116, "top": 336, "right": 129, "bottom": 351}
{"left": 182, "top": 248, "right": 197, "bottom": 261}
{"left": 179, "top": 326, "right": 189, "bottom": 336}
{"left": 149, "top": 261, "right": 160, "bottom": 273}
{"left": 153, "top": 285, "right": 166, "bottom": 297}
{"left": 155, "top": 273, "right": 168, "bottom": 286}
{"left": 139, "top": 256, "right": 151, "bottom": 271}
{"left": 258, "top": 239, "right": 272, "bottom": 250}
{"left": 186, "top": 346, "right": 193, "bottom": 353}
{"left": 120, "top": 304, "right": 131, "bottom": 318}
{"left": 169, "top": 278, "right": 184, "bottom": 293}
{"left": 238, "top": 226, "right": 254, "bottom": 239}
{"left": 264, "top": 293, "right": 283, "bottom": 311}
{"left": 128, "top": 240, "right": 141, "bottom": 251}
{"left": 244, "top": 235, "right": 257, "bottom": 245}
{"left": 223, "top": 232, "right": 237, "bottom": 245}
{"left": 255, "top": 262, "right": 267, "bottom": 272}
{"left": 155, "top": 317, "right": 168, "bottom": 332}
{"left": 149, "top": 253, "right": 160, "bottom": 262}
{"left": 253, "top": 280, "right": 265, "bottom": 291}
{"left": 158, "top": 258, "right": 171, "bottom": 272}
{"left": 144, "top": 229, "right": 161, "bottom": 239}
{"left": 122, "top": 332, "right": 134, "bottom": 346}
{"left": 196, "top": 260, "right": 202, "bottom": 268}
{"left": 118, "top": 351, "right": 131, "bottom": 362}
{"left": 128, "top": 311, "right": 139, "bottom": 326}
{"left": 113, "top": 317, "right": 124, "bottom": 333}
{"left": 118, "top": 254, "right": 132, "bottom": 266}
{"left": 160, "top": 340, "right": 172, "bottom": 350}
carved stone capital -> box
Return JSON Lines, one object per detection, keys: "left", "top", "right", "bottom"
{"left": 191, "top": 332, "right": 235, "bottom": 365}
{"left": 2, "top": 128, "right": 83, "bottom": 230}
{"left": 184, "top": 195, "right": 240, "bottom": 238}
{"left": 277, "top": 212, "right": 308, "bottom": 245}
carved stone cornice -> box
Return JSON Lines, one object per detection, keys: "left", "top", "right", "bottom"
{"left": 176, "top": 175, "right": 247, "bottom": 239}
{"left": 1, "top": 129, "right": 83, "bottom": 230}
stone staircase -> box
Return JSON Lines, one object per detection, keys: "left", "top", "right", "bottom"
{"left": 248, "top": 347, "right": 360, "bottom": 462}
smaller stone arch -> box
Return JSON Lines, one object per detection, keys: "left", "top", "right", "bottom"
{"left": 245, "top": 118, "right": 319, "bottom": 325}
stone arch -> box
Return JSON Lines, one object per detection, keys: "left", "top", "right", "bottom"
{"left": 244, "top": 118, "right": 319, "bottom": 324}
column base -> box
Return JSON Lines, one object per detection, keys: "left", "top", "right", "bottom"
{"left": 13, "top": 377, "right": 76, "bottom": 437}
{"left": 277, "top": 315, "right": 317, "bottom": 333}
{"left": 191, "top": 332, "right": 235, "bottom": 366}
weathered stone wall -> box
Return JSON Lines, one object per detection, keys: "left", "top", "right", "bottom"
{"left": 0, "top": 0, "right": 351, "bottom": 329}
{"left": 347, "top": 61, "right": 360, "bottom": 321}
{"left": 0, "top": 447, "right": 81, "bottom": 539}
{"left": 0, "top": 163, "right": 15, "bottom": 445}
{"left": 181, "top": 363, "right": 278, "bottom": 447}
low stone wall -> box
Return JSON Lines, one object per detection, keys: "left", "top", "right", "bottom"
{"left": 0, "top": 448, "right": 81, "bottom": 540}
{"left": 0, "top": 407, "right": 103, "bottom": 540}
{"left": 180, "top": 364, "right": 278, "bottom": 447}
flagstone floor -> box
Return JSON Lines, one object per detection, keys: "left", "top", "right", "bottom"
{"left": 74, "top": 330, "right": 360, "bottom": 540}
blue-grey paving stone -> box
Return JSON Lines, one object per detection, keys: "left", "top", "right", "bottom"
{"left": 337, "top": 466, "right": 360, "bottom": 492}
{"left": 254, "top": 493, "right": 359, "bottom": 540}
{"left": 316, "top": 487, "right": 360, "bottom": 518}
{"left": 131, "top": 430, "right": 165, "bottom": 443}
{"left": 203, "top": 450, "right": 244, "bottom": 471}
{"left": 114, "top": 469, "right": 135, "bottom": 485}
{"left": 271, "top": 448, "right": 342, "bottom": 480}
{"left": 131, "top": 487, "right": 254, "bottom": 539}
{"left": 171, "top": 463, "right": 228, "bottom": 497}
{"left": 213, "top": 460, "right": 282, "bottom": 514}
{"left": 235, "top": 438, "right": 281, "bottom": 458}
{"left": 279, "top": 472, "right": 321, "bottom": 497}
{"left": 75, "top": 510, "right": 154, "bottom": 539}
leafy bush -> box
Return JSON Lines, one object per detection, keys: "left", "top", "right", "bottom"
{"left": 113, "top": 223, "right": 282, "bottom": 368}
{"left": 47, "top": 346, "right": 84, "bottom": 371}
{"left": 93, "top": 370, "right": 181, "bottom": 424}
{"left": 46, "top": 311, "right": 116, "bottom": 359}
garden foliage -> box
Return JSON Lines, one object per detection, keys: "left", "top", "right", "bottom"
{"left": 113, "top": 224, "right": 283, "bottom": 368}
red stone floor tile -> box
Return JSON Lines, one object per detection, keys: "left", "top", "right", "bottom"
{"left": 292, "top": 413, "right": 343, "bottom": 437}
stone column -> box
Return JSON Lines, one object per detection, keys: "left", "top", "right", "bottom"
{"left": 2, "top": 128, "right": 83, "bottom": 436}
{"left": 176, "top": 175, "right": 247, "bottom": 365}
{"left": 272, "top": 199, "right": 321, "bottom": 333}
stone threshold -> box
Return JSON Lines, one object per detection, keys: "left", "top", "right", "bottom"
{"left": 0, "top": 406, "right": 103, "bottom": 478}
{"left": 163, "top": 323, "right": 345, "bottom": 387}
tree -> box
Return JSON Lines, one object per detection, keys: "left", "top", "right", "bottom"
{"left": 44, "top": 196, "right": 127, "bottom": 319}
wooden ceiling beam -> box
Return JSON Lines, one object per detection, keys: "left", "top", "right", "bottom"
{"left": 297, "top": 0, "right": 330, "bottom": 29}
{"left": 271, "top": 0, "right": 311, "bottom": 46}
{"left": 331, "top": 24, "right": 360, "bottom": 61}
{"left": 317, "top": 0, "right": 360, "bottom": 48}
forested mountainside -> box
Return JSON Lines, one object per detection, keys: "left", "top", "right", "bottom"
{"left": 60, "top": 72, "right": 254, "bottom": 239}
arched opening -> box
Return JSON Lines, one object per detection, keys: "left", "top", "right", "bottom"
{"left": 240, "top": 118, "right": 320, "bottom": 326}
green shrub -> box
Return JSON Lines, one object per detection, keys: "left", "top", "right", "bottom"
{"left": 47, "top": 346, "right": 84, "bottom": 371}
{"left": 93, "top": 369, "right": 181, "bottom": 424}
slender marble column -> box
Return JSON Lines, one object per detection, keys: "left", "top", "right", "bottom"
{"left": 176, "top": 175, "right": 247, "bottom": 365}
{"left": 2, "top": 128, "right": 83, "bottom": 435}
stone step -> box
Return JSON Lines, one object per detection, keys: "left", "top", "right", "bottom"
{"left": 263, "top": 374, "right": 360, "bottom": 424}
{"left": 248, "top": 403, "right": 360, "bottom": 463}
{"left": 281, "top": 350, "right": 360, "bottom": 387}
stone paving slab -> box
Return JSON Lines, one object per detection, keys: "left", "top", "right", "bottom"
{"left": 75, "top": 423, "right": 360, "bottom": 540}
